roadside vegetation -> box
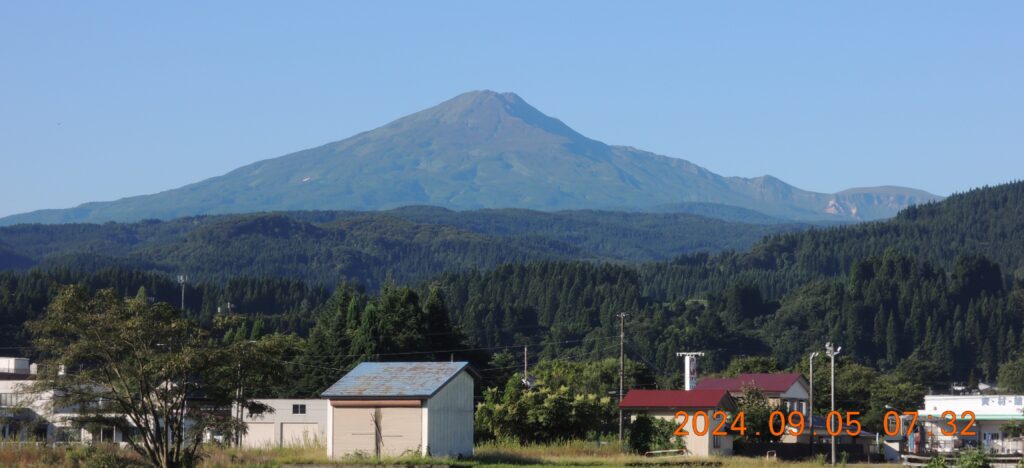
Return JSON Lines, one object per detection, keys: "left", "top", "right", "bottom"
{"left": 0, "top": 440, "right": 894, "bottom": 467}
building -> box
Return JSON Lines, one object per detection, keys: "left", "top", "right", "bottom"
{"left": 915, "top": 394, "right": 1024, "bottom": 454}
{"left": 618, "top": 389, "right": 737, "bottom": 456}
{"left": 694, "top": 373, "right": 810, "bottom": 415}
{"left": 320, "top": 362, "right": 475, "bottom": 458}
{"left": 1, "top": 357, "right": 45, "bottom": 440}
{"left": 242, "top": 399, "right": 328, "bottom": 448}
{"left": 0, "top": 357, "right": 131, "bottom": 444}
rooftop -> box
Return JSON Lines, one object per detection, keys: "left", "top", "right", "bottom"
{"left": 618, "top": 389, "right": 734, "bottom": 410}
{"left": 694, "top": 373, "right": 804, "bottom": 393}
{"left": 321, "top": 361, "right": 472, "bottom": 399}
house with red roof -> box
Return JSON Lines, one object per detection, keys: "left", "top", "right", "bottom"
{"left": 694, "top": 373, "right": 810, "bottom": 415}
{"left": 619, "top": 389, "right": 737, "bottom": 456}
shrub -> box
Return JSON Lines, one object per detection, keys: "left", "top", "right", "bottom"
{"left": 957, "top": 448, "right": 991, "bottom": 468}
{"left": 626, "top": 415, "right": 684, "bottom": 454}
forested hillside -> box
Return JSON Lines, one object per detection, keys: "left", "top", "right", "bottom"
{"left": 3, "top": 181, "right": 1023, "bottom": 396}
{"left": 433, "top": 181, "right": 1024, "bottom": 383}
{"left": 640, "top": 181, "right": 1024, "bottom": 302}
{"left": 0, "top": 268, "right": 329, "bottom": 350}
{"left": 437, "top": 251, "right": 1021, "bottom": 384}
{"left": 0, "top": 208, "right": 800, "bottom": 287}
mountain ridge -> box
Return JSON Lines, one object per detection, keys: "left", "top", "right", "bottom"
{"left": 0, "top": 90, "right": 941, "bottom": 226}
{"left": 0, "top": 207, "right": 806, "bottom": 287}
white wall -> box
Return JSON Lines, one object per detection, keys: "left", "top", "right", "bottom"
{"left": 243, "top": 399, "right": 328, "bottom": 448}
{"left": 918, "top": 395, "right": 1024, "bottom": 454}
{"left": 780, "top": 381, "right": 809, "bottom": 400}
{"left": 921, "top": 395, "right": 1024, "bottom": 419}
{"left": 0, "top": 357, "right": 30, "bottom": 374}
{"left": 425, "top": 370, "right": 474, "bottom": 457}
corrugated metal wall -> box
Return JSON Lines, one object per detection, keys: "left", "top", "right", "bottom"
{"left": 425, "top": 371, "right": 474, "bottom": 457}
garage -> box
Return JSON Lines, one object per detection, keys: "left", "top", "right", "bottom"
{"left": 322, "top": 362, "right": 476, "bottom": 458}
{"left": 243, "top": 422, "right": 275, "bottom": 448}
{"left": 281, "top": 422, "right": 321, "bottom": 446}
{"left": 332, "top": 407, "right": 376, "bottom": 455}
{"left": 378, "top": 407, "right": 422, "bottom": 456}
{"left": 240, "top": 399, "right": 328, "bottom": 449}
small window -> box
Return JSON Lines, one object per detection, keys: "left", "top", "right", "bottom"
{"left": 292, "top": 404, "right": 306, "bottom": 415}
{"left": 100, "top": 427, "right": 115, "bottom": 443}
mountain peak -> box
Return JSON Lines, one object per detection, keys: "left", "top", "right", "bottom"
{"left": 0, "top": 90, "right": 938, "bottom": 225}
{"left": 396, "top": 90, "right": 587, "bottom": 144}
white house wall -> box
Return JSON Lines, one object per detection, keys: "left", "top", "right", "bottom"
{"left": 425, "top": 370, "right": 474, "bottom": 457}
{"left": 243, "top": 399, "right": 327, "bottom": 448}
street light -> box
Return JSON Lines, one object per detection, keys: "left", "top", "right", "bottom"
{"left": 177, "top": 275, "right": 188, "bottom": 310}
{"left": 825, "top": 342, "right": 842, "bottom": 465}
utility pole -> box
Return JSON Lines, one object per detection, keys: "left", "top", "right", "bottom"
{"left": 675, "top": 352, "right": 705, "bottom": 390}
{"left": 177, "top": 275, "right": 188, "bottom": 310}
{"left": 523, "top": 345, "right": 528, "bottom": 382}
{"left": 809, "top": 351, "right": 820, "bottom": 456}
{"left": 521, "top": 346, "right": 533, "bottom": 388}
{"left": 825, "top": 342, "right": 842, "bottom": 465}
{"left": 617, "top": 312, "right": 628, "bottom": 443}
{"left": 237, "top": 340, "right": 256, "bottom": 447}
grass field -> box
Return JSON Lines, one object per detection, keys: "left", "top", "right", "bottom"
{"left": 0, "top": 440, "right": 888, "bottom": 467}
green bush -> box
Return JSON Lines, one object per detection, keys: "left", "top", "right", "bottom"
{"left": 626, "top": 415, "right": 684, "bottom": 454}
{"left": 924, "top": 455, "right": 948, "bottom": 468}
{"left": 957, "top": 448, "right": 991, "bottom": 468}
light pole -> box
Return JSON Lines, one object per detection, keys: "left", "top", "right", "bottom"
{"left": 177, "top": 275, "right": 188, "bottom": 310}
{"left": 825, "top": 342, "right": 842, "bottom": 465}
{"left": 809, "top": 351, "right": 820, "bottom": 455}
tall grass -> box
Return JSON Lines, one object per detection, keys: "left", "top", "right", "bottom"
{"left": 199, "top": 442, "right": 330, "bottom": 467}
{"left": 0, "top": 440, "right": 892, "bottom": 467}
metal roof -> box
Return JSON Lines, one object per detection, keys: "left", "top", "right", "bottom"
{"left": 618, "top": 389, "right": 735, "bottom": 410}
{"left": 694, "top": 373, "right": 805, "bottom": 393}
{"left": 320, "top": 361, "right": 471, "bottom": 399}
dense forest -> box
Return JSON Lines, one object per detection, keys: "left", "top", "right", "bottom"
{"left": 0, "top": 208, "right": 802, "bottom": 288}
{"left": 2, "top": 181, "right": 1024, "bottom": 403}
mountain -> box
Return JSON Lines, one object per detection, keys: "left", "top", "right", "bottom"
{"left": 0, "top": 91, "right": 941, "bottom": 226}
{"left": 434, "top": 181, "right": 1024, "bottom": 381}
{"left": 0, "top": 208, "right": 804, "bottom": 287}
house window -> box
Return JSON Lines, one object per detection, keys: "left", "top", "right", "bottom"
{"left": 292, "top": 404, "right": 306, "bottom": 415}
{"left": 100, "top": 427, "right": 115, "bottom": 443}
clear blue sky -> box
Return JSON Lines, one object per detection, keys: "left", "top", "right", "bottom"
{"left": 2, "top": 2, "right": 1022, "bottom": 217}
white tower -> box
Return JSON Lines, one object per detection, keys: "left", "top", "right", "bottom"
{"left": 676, "top": 351, "right": 705, "bottom": 390}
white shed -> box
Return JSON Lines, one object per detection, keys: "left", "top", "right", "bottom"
{"left": 320, "top": 362, "right": 475, "bottom": 458}
{"left": 242, "top": 399, "right": 328, "bottom": 448}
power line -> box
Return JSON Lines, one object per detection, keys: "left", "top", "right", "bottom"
{"left": 297, "top": 335, "right": 618, "bottom": 360}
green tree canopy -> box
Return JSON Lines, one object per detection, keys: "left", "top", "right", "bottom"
{"left": 29, "top": 285, "right": 292, "bottom": 468}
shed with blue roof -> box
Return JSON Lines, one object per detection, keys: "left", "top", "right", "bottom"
{"left": 321, "top": 361, "right": 475, "bottom": 458}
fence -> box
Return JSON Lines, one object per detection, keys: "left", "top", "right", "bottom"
{"left": 734, "top": 441, "right": 881, "bottom": 463}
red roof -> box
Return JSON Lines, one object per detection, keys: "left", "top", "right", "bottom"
{"left": 694, "top": 373, "right": 804, "bottom": 393}
{"left": 618, "top": 389, "right": 731, "bottom": 409}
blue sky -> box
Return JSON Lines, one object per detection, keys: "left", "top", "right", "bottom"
{"left": 1, "top": 1, "right": 1022, "bottom": 217}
